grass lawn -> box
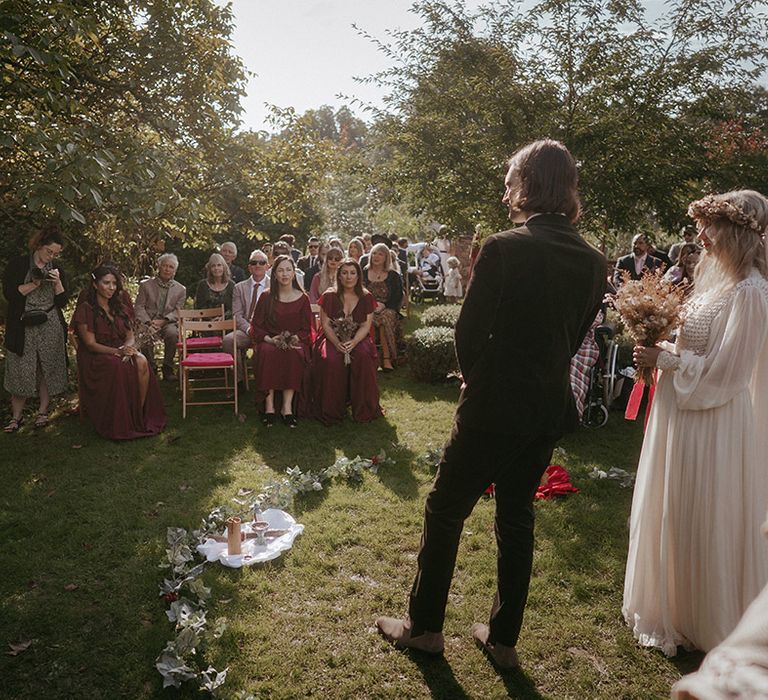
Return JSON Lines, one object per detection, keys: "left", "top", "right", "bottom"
{"left": 0, "top": 315, "right": 703, "bottom": 699}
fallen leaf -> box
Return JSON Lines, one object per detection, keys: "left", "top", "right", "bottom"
{"left": 71, "top": 444, "right": 83, "bottom": 450}
{"left": 6, "top": 640, "right": 32, "bottom": 656}
{"left": 236, "top": 487, "right": 253, "bottom": 497}
{"left": 63, "top": 583, "right": 78, "bottom": 591}
{"left": 179, "top": 483, "right": 192, "bottom": 492}
{"left": 45, "top": 490, "right": 56, "bottom": 498}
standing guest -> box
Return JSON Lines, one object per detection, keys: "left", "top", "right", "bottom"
{"left": 271, "top": 241, "right": 305, "bottom": 289}
{"left": 347, "top": 237, "right": 365, "bottom": 263}
{"left": 668, "top": 225, "right": 699, "bottom": 265}
{"left": 223, "top": 249, "right": 269, "bottom": 380}
{"left": 250, "top": 255, "right": 312, "bottom": 428}
{"left": 219, "top": 241, "right": 246, "bottom": 283}
{"left": 434, "top": 225, "right": 452, "bottom": 275}
{"left": 279, "top": 233, "right": 301, "bottom": 262}
{"left": 71, "top": 265, "right": 166, "bottom": 440}
{"left": 2, "top": 223, "right": 69, "bottom": 432}
{"left": 194, "top": 253, "right": 234, "bottom": 319}
{"left": 309, "top": 247, "right": 343, "bottom": 304}
{"left": 444, "top": 256, "right": 463, "bottom": 303}
{"left": 363, "top": 242, "right": 403, "bottom": 372}
{"left": 304, "top": 241, "right": 328, "bottom": 295}
{"left": 261, "top": 242, "right": 274, "bottom": 267}
{"left": 612, "top": 233, "right": 663, "bottom": 287}
{"left": 313, "top": 259, "right": 382, "bottom": 425}
{"left": 134, "top": 253, "right": 186, "bottom": 381}
{"left": 375, "top": 139, "right": 605, "bottom": 667}
{"left": 297, "top": 236, "right": 321, "bottom": 273}
{"left": 624, "top": 190, "right": 768, "bottom": 657}
{"left": 362, "top": 233, "right": 373, "bottom": 252}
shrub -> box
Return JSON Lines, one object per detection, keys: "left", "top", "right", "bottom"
{"left": 408, "top": 326, "right": 458, "bottom": 382}
{"left": 420, "top": 304, "right": 461, "bottom": 328}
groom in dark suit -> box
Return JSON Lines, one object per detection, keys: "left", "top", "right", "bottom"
{"left": 376, "top": 140, "right": 606, "bottom": 667}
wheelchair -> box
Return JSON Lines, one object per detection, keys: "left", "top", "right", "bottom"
{"left": 581, "top": 323, "right": 621, "bottom": 428}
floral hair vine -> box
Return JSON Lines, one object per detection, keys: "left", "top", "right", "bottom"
{"left": 688, "top": 195, "right": 765, "bottom": 234}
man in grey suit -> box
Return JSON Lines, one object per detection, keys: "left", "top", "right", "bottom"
{"left": 134, "top": 253, "right": 187, "bottom": 380}
{"left": 223, "top": 249, "right": 269, "bottom": 380}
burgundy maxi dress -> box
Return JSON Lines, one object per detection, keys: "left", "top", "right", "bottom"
{"left": 313, "top": 291, "right": 383, "bottom": 425}
{"left": 250, "top": 292, "right": 313, "bottom": 413}
{"left": 71, "top": 301, "right": 167, "bottom": 440}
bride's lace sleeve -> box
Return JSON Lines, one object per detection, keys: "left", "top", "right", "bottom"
{"left": 671, "top": 284, "right": 768, "bottom": 410}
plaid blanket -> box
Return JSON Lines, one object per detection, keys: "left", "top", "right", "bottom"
{"left": 569, "top": 312, "right": 603, "bottom": 417}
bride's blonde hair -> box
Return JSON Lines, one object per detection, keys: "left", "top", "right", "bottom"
{"left": 687, "top": 190, "right": 768, "bottom": 296}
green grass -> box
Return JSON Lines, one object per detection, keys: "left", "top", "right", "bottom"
{"left": 0, "top": 324, "right": 702, "bottom": 699}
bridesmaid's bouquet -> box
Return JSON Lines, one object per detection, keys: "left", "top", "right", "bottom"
{"left": 330, "top": 316, "right": 359, "bottom": 365}
{"left": 273, "top": 330, "right": 301, "bottom": 351}
{"left": 610, "top": 269, "right": 685, "bottom": 385}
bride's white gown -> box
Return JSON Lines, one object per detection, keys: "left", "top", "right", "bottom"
{"left": 623, "top": 271, "right": 768, "bottom": 656}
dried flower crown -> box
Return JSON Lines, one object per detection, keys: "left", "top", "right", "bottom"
{"left": 688, "top": 195, "right": 765, "bottom": 234}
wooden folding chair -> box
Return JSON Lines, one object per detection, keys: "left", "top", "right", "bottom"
{"left": 180, "top": 318, "right": 238, "bottom": 418}
{"left": 176, "top": 305, "right": 225, "bottom": 352}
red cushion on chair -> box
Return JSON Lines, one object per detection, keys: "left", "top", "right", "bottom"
{"left": 176, "top": 336, "right": 223, "bottom": 349}
{"left": 181, "top": 352, "right": 234, "bottom": 367}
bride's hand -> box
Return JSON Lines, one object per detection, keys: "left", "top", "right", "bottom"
{"left": 633, "top": 345, "right": 662, "bottom": 368}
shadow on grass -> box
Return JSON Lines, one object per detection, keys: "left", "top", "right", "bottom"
{"left": 406, "top": 653, "right": 473, "bottom": 700}
{"left": 669, "top": 648, "right": 705, "bottom": 676}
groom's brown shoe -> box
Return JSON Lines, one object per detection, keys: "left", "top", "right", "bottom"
{"left": 375, "top": 616, "right": 445, "bottom": 655}
{"left": 471, "top": 623, "right": 520, "bottom": 669}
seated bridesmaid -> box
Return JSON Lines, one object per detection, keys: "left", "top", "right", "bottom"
{"left": 71, "top": 265, "right": 166, "bottom": 440}
{"left": 250, "top": 255, "right": 312, "bottom": 428}
{"left": 313, "top": 259, "right": 383, "bottom": 425}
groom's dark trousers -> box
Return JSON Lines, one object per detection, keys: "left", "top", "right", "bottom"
{"left": 408, "top": 215, "right": 606, "bottom": 646}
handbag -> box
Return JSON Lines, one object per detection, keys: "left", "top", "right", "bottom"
{"left": 21, "top": 306, "right": 53, "bottom": 326}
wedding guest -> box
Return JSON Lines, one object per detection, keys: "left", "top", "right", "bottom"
{"left": 2, "top": 223, "right": 69, "bottom": 432}
{"left": 134, "top": 253, "right": 186, "bottom": 381}
{"left": 313, "top": 259, "right": 382, "bottom": 425}
{"left": 668, "top": 225, "right": 698, "bottom": 265}
{"left": 279, "top": 233, "right": 301, "bottom": 262}
{"left": 362, "top": 233, "right": 373, "bottom": 252}
{"left": 194, "top": 253, "right": 234, "bottom": 318}
{"left": 663, "top": 243, "right": 700, "bottom": 288}
{"left": 625, "top": 190, "right": 768, "bottom": 656}
{"left": 223, "top": 249, "right": 269, "bottom": 380}
{"left": 271, "top": 241, "right": 305, "bottom": 290}
{"left": 219, "top": 241, "right": 246, "bottom": 283}
{"left": 376, "top": 139, "right": 605, "bottom": 667}
{"left": 444, "top": 256, "right": 463, "bottom": 302}
{"left": 297, "top": 236, "right": 321, "bottom": 273}
{"left": 434, "top": 225, "right": 451, "bottom": 274}
{"left": 363, "top": 242, "right": 403, "bottom": 372}
{"left": 71, "top": 265, "right": 166, "bottom": 440}
{"left": 250, "top": 255, "right": 312, "bottom": 428}
{"left": 304, "top": 241, "right": 329, "bottom": 294}
{"left": 309, "top": 247, "right": 343, "bottom": 303}
{"left": 328, "top": 236, "right": 344, "bottom": 251}
{"left": 347, "top": 237, "right": 365, "bottom": 263}
{"left": 612, "top": 233, "right": 663, "bottom": 287}
{"left": 261, "top": 242, "right": 274, "bottom": 266}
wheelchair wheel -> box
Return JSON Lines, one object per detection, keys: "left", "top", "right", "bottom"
{"left": 582, "top": 402, "right": 609, "bottom": 429}
{"left": 602, "top": 340, "right": 619, "bottom": 408}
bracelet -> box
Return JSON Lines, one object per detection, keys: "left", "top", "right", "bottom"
{"left": 656, "top": 350, "right": 681, "bottom": 371}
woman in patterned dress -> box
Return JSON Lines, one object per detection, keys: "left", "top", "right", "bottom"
{"left": 362, "top": 242, "right": 403, "bottom": 372}
{"left": 624, "top": 190, "right": 768, "bottom": 656}
{"left": 3, "top": 223, "right": 70, "bottom": 432}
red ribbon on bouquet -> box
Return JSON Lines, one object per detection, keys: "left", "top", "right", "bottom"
{"left": 624, "top": 369, "right": 657, "bottom": 429}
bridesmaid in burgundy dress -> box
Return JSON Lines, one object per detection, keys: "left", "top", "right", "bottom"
{"left": 313, "top": 259, "right": 383, "bottom": 425}
{"left": 71, "top": 265, "right": 166, "bottom": 440}
{"left": 250, "top": 255, "right": 312, "bottom": 428}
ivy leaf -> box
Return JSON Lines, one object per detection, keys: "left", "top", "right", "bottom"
{"left": 199, "top": 666, "right": 228, "bottom": 692}
{"left": 155, "top": 651, "right": 197, "bottom": 689}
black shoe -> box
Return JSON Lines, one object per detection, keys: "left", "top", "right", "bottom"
{"left": 162, "top": 365, "right": 177, "bottom": 381}
{"left": 261, "top": 412, "right": 276, "bottom": 426}
{"left": 282, "top": 414, "right": 297, "bottom": 428}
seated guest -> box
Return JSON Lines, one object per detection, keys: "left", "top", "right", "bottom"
{"left": 279, "top": 233, "right": 301, "bottom": 263}
{"left": 261, "top": 242, "right": 274, "bottom": 267}
{"left": 362, "top": 233, "right": 372, "bottom": 252}
{"left": 134, "top": 253, "right": 186, "bottom": 381}
{"left": 304, "top": 241, "right": 328, "bottom": 294}
{"left": 71, "top": 265, "right": 166, "bottom": 440}
{"left": 612, "top": 233, "right": 663, "bottom": 287}
{"left": 309, "top": 247, "right": 343, "bottom": 303}
{"left": 416, "top": 243, "right": 442, "bottom": 281}
{"left": 359, "top": 233, "right": 391, "bottom": 269}
{"left": 363, "top": 242, "right": 403, "bottom": 372}
{"left": 663, "top": 242, "right": 700, "bottom": 288}
{"left": 668, "top": 225, "right": 698, "bottom": 265}
{"left": 327, "top": 236, "right": 344, "bottom": 251}
{"left": 271, "top": 241, "right": 305, "bottom": 290}
{"left": 250, "top": 255, "right": 312, "bottom": 428}
{"left": 297, "top": 236, "right": 321, "bottom": 273}
{"left": 220, "top": 241, "right": 246, "bottom": 283}
{"left": 347, "top": 237, "right": 365, "bottom": 263}
{"left": 223, "top": 249, "right": 269, "bottom": 380}
{"left": 195, "top": 253, "right": 234, "bottom": 318}
{"left": 313, "top": 259, "right": 383, "bottom": 425}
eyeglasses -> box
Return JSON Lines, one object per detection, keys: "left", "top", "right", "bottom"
{"left": 41, "top": 246, "right": 60, "bottom": 259}
{"left": 249, "top": 260, "right": 268, "bottom": 266}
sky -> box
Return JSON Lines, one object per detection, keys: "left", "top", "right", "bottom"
{"left": 219, "top": 0, "right": 484, "bottom": 132}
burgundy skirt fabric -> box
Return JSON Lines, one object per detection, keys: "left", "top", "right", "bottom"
{"left": 312, "top": 336, "right": 383, "bottom": 425}
{"left": 77, "top": 350, "right": 166, "bottom": 440}
{"left": 254, "top": 343, "right": 308, "bottom": 392}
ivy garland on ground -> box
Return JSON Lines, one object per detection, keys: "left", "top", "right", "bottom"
{"left": 155, "top": 449, "right": 398, "bottom": 695}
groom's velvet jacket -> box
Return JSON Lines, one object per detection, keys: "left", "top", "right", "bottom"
{"left": 455, "top": 214, "right": 606, "bottom": 437}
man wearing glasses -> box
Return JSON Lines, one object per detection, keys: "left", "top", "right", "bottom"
{"left": 297, "top": 236, "right": 321, "bottom": 273}
{"left": 223, "top": 250, "right": 269, "bottom": 380}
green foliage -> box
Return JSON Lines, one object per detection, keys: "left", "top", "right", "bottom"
{"left": 420, "top": 304, "right": 462, "bottom": 328}
{"left": 407, "top": 326, "right": 458, "bottom": 382}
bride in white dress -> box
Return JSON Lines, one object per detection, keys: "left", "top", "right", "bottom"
{"left": 623, "top": 189, "right": 768, "bottom": 657}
